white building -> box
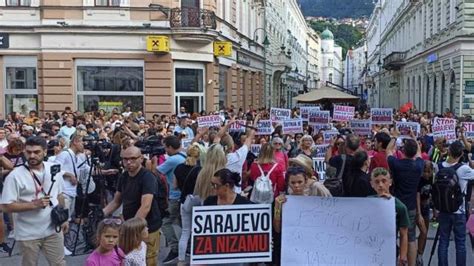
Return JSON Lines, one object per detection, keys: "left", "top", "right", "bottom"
{"left": 320, "top": 28, "right": 343, "bottom": 87}
{"left": 307, "top": 28, "right": 321, "bottom": 90}
{"left": 344, "top": 45, "right": 366, "bottom": 95}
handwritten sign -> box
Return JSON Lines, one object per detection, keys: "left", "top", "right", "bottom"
{"left": 432, "top": 117, "right": 456, "bottom": 142}
{"left": 191, "top": 204, "right": 272, "bottom": 264}
{"left": 370, "top": 108, "right": 393, "bottom": 125}
{"left": 300, "top": 107, "right": 320, "bottom": 121}
{"left": 333, "top": 105, "right": 355, "bottom": 122}
{"left": 270, "top": 108, "right": 291, "bottom": 122}
{"left": 312, "top": 157, "right": 327, "bottom": 181}
{"left": 462, "top": 122, "right": 474, "bottom": 139}
{"left": 282, "top": 119, "right": 303, "bottom": 135}
{"left": 350, "top": 119, "right": 372, "bottom": 136}
{"left": 229, "top": 120, "right": 247, "bottom": 133}
{"left": 251, "top": 144, "right": 262, "bottom": 157}
{"left": 281, "top": 196, "right": 396, "bottom": 266}
{"left": 197, "top": 115, "right": 221, "bottom": 128}
{"left": 396, "top": 122, "right": 420, "bottom": 138}
{"left": 323, "top": 130, "right": 339, "bottom": 144}
{"left": 309, "top": 111, "right": 331, "bottom": 125}
{"left": 256, "top": 120, "right": 272, "bottom": 135}
{"left": 313, "top": 144, "right": 330, "bottom": 158}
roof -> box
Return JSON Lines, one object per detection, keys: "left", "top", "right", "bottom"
{"left": 293, "top": 86, "right": 359, "bottom": 104}
{"left": 321, "top": 28, "right": 334, "bottom": 40}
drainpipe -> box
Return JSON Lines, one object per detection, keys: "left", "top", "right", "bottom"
{"left": 459, "top": 55, "right": 464, "bottom": 116}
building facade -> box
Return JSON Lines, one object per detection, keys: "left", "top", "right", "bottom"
{"left": 0, "top": 0, "right": 266, "bottom": 117}
{"left": 320, "top": 28, "right": 343, "bottom": 87}
{"left": 344, "top": 45, "right": 366, "bottom": 95}
{"left": 366, "top": 0, "right": 474, "bottom": 116}
{"left": 307, "top": 28, "right": 321, "bottom": 90}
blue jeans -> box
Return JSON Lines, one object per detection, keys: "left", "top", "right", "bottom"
{"left": 437, "top": 212, "right": 467, "bottom": 266}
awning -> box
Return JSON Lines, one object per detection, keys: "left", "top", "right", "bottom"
{"left": 293, "top": 86, "right": 360, "bottom": 104}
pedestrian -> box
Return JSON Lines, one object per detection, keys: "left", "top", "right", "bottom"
{"left": 203, "top": 168, "right": 252, "bottom": 206}
{"left": 85, "top": 218, "right": 124, "bottom": 266}
{"left": 119, "top": 217, "right": 148, "bottom": 266}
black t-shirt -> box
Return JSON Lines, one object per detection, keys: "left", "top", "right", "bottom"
{"left": 388, "top": 156, "right": 424, "bottom": 211}
{"left": 174, "top": 164, "right": 194, "bottom": 192}
{"left": 203, "top": 194, "right": 253, "bottom": 206}
{"left": 417, "top": 176, "right": 432, "bottom": 202}
{"left": 175, "top": 164, "right": 201, "bottom": 204}
{"left": 117, "top": 168, "right": 162, "bottom": 232}
{"left": 329, "top": 154, "right": 354, "bottom": 193}
{"left": 346, "top": 169, "right": 376, "bottom": 197}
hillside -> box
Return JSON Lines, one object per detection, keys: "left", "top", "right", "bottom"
{"left": 298, "top": 0, "right": 375, "bottom": 19}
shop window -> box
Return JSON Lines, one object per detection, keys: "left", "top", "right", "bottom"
{"left": 174, "top": 62, "right": 205, "bottom": 114}
{"left": 5, "top": 0, "right": 31, "bottom": 6}
{"left": 175, "top": 68, "right": 204, "bottom": 93}
{"left": 95, "top": 0, "right": 120, "bottom": 6}
{"left": 3, "top": 57, "right": 38, "bottom": 115}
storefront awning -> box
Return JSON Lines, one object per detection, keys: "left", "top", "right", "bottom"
{"left": 293, "top": 86, "right": 360, "bottom": 104}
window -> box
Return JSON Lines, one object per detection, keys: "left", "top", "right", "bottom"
{"left": 3, "top": 56, "right": 38, "bottom": 115}
{"left": 218, "top": 66, "right": 229, "bottom": 109}
{"left": 328, "top": 59, "right": 333, "bottom": 67}
{"left": 95, "top": 0, "right": 120, "bottom": 6}
{"left": 174, "top": 62, "right": 205, "bottom": 114}
{"left": 76, "top": 60, "right": 144, "bottom": 112}
{"left": 329, "top": 73, "right": 333, "bottom": 83}
{"left": 5, "top": 0, "right": 31, "bottom": 6}
{"left": 175, "top": 69, "right": 204, "bottom": 93}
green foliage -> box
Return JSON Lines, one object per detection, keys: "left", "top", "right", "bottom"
{"left": 298, "top": 0, "right": 375, "bottom": 19}
{"left": 310, "top": 21, "right": 364, "bottom": 59}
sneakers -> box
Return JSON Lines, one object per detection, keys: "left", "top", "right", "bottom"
{"left": 0, "top": 243, "right": 12, "bottom": 256}
{"left": 64, "top": 247, "right": 72, "bottom": 256}
{"left": 7, "top": 230, "right": 14, "bottom": 239}
{"left": 163, "top": 251, "right": 179, "bottom": 264}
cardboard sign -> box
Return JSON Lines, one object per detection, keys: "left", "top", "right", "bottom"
{"left": 370, "top": 108, "right": 393, "bottom": 124}
{"left": 396, "top": 122, "right": 420, "bottom": 138}
{"left": 323, "top": 130, "right": 339, "bottom": 144}
{"left": 312, "top": 157, "right": 327, "bottom": 181}
{"left": 197, "top": 115, "right": 221, "bottom": 128}
{"left": 308, "top": 111, "right": 331, "bottom": 125}
{"left": 282, "top": 119, "right": 303, "bottom": 135}
{"left": 256, "top": 120, "right": 272, "bottom": 135}
{"left": 270, "top": 108, "right": 291, "bottom": 122}
{"left": 229, "top": 120, "right": 247, "bottom": 133}
{"left": 313, "top": 145, "right": 330, "bottom": 158}
{"left": 333, "top": 105, "right": 355, "bottom": 122}
{"left": 281, "top": 196, "right": 396, "bottom": 266}
{"left": 432, "top": 117, "right": 456, "bottom": 142}
{"left": 300, "top": 107, "right": 320, "bottom": 121}
{"left": 350, "top": 119, "right": 372, "bottom": 136}
{"left": 250, "top": 144, "right": 262, "bottom": 157}
{"left": 191, "top": 204, "right": 272, "bottom": 264}
{"left": 462, "top": 122, "right": 474, "bottom": 139}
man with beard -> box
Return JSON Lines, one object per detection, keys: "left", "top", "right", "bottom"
{"left": 1, "top": 136, "right": 68, "bottom": 265}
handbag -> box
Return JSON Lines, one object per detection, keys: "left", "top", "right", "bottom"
{"left": 183, "top": 194, "right": 202, "bottom": 213}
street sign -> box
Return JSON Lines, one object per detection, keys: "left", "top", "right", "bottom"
{"left": 213, "top": 41, "right": 232, "bottom": 56}
{"left": 146, "top": 35, "right": 169, "bottom": 52}
{"left": 0, "top": 33, "right": 9, "bottom": 49}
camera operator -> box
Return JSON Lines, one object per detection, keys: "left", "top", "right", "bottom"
{"left": 95, "top": 138, "right": 121, "bottom": 199}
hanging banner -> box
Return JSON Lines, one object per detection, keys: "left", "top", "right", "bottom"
{"left": 229, "top": 120, "right": 247, "bottom": 133}
{"left": 270, "top": 108, "right": 291, "bottom": 122}
{"left": 300, "top": 107, "right": 320, "bottom": 122}
{"left": 462, "top": 122, "right": 474, "bottom": 139}
{"left": 191, "top": 204, "right": 272, "bottom": 264}
{"left": 251, "top": 144, "right": 262, "bottom": 157}
{"left": 308, "top": 111, "right": 331, "bottom": 125}
{"left": 256, "top": 120, "right": 273, "bottom": 135}
{"left": 323, "top": 130, "right": 340, "bottom": 144}
{"left": 333, "top": 105, "right": 355, "bottom": 122}
{"left": 282, "top": 119, "right": 303, "bottom": 135}
{"left": 370, "top": 108, "right": 393, "bottom": 125}
{"left": 396, "top": 122, "right": 420, "bottom": 138}
{"left": 349, "top": 119, "right": 372, "bottom": 136}
{"left": 197, "top": 115, "right": 222, "bottom": 128}
{"left": 312, "top": 157, "right": 327, "bottom": 181}
{"left": 432, "top": 117, "right": 456, "bottom": 142}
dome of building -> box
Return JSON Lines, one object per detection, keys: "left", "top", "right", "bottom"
{"left": 321, "top": 28, "right": 334, "bottom": 40}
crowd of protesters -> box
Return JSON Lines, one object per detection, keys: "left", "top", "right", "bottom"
{"left": 0, "top": 104, "right": 472, "bottom": 266}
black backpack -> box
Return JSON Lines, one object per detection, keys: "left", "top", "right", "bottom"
{"left": 432, "top": 163, "right": 464, "bottom": 213}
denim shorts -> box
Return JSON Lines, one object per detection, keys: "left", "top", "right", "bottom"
{"left": 408, "top": 209, "right": 417, "bottom": 242}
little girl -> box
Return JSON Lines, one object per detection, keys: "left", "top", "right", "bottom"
{"left": 119, "top": 217, "right": 148, "bottom": 266}
{"left": 85, "top": 218, "right": 124, "bottom": 266}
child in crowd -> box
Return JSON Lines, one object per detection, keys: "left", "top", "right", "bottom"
{"left": 119, "top": 217, "right": 148, "bottom": 266}
{"left": 86, "top": 218, "right": 124, "bottom": 266}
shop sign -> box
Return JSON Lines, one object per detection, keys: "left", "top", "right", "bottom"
{"left": 146, "top": 35, "right": 170, "bottom": 52}
{"left": 0, "top": 33, "right": 9, "bottom": 49}
{"left": 466, "top": 80, "right": 474, "bottom": 95}
{"left": 237, "top": 51, "right": 251, "bottom": 66}
{"left": 213, "top": 41, "right": 232, "bottom": 57}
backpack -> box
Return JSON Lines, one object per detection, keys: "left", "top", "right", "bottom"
{"left": 323, "top": 154, "right": 347, "bottom": 196}
{"left": 250, "top": 163, "right": 277, "bottom": 204}
{"left": 432, "top": 163, "right": 464, "bottom": 213}
{"left": 155, "top": 171, "right": 170, "bottom": 218}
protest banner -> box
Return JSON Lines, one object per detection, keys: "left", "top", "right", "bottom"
{"left": 313, "top": 144, "right": 329, "bottom": 158}
{"left": 256, "top": 120, "right": 272, "bottom": 135}
{"left": 349, "top": 119, "right": 372, "bottom": 136}
{"left": 313, "top": 123, "right": 332, "bottom": 132}
{"left": 191, "top": 204, "right": 272, "bottom": 264}
{"left": 270, "top": 108, "right": 291, "bottom": 122}
{"left": 462, "top": 122, "right": 474, "bottom": 139}
{"left": 308, "top": 110, "right": 331, "bottom": 125}
{"left": 333, "top": 105, "right": 355, "bottom": 122}
{"left": 312, "top": 157, "right": 327, "bottom": 180}
{"left": 281, "top": 196, "right": 396, "bottom": 266}
{"left": 323, "top": 130, "right": 339, "bottom": 144}
{"left": 197, "top": 115, "right": 221, "bottom": 128}
{"left": 300, "top": 107, "right": 320, "bottom": 121}
{"left": 396, "top": 122, "right": 420, "bottom": 138}
{"left": 181, "top": 138, "right": 193, "bottom": 151}
{"left": 370, "top": 108, "right": 393, "bottom": 124}
{"left": 282, "top": 119, "right": 303, "bottom": 135}
{"left": 432, "top": 117, "right": 456, "bottom": 142}
{"left": 229, "top": 120, "right": 247, "bottom": 133}
{"left": 250, "top": 144, "right": 262, "bottom": 157}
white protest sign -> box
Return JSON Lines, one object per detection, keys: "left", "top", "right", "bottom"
{"left": 333, "top": 105, "right": 355, "bottom": 122}
{"left": 270, "top": 108, "right": 291, "bottom": 122}
{"left": 197, "top": 115, "right": 221, "bottom": 128}
{"left": 313, "top": 144, "right": 330, "bottom": 158}
{"left": 229, "top": 120, "right": 246, "bottom": 133}
{"left": 191, "top": 204, "right": 272, "bottom": 264}
{"left": 313, "top": 124, "right": 332, "bottom": 132}
{"left": 323, "top": 130, "right": 339, "bottom": 144}
{"left": 312, "top": 157, "right": 327, "bottom": 180}
{"left": 256, "top": 120, "right": 272, "bottom": 135}
{"left": 432, "top": 117, "right": 456, "bottom": 142}
{"left": 282, "top": 119, "right": 303, "bottom": 135}
{"left": 300, "top": 107, "right": 320, "bottom": 121}
{"left": 396, "top": 122, "right": 420, "bottom": 138}
{"left": 350, "top": 119, "right": 372, "bottom": 136}
{"left": 281, "top": 196, "right": 396, "bottom": 266}
{"left": 462, "top": 122, "right": 474, "bottom": 139}
{"left": 251, "top": 144, "right": 262, "bottom": 156}
{"left": 181, "top": 138, "right": 193, "bottom": 151}
{"left": 370, "top": 108, "right": 393, "bottom": 124}
{"left": 308, "top": 110, "right": 331, "bottom": 125}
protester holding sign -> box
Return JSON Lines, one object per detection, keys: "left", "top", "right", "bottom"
{"left": 204, "top": 168, "right": 251, "bottom": 206}
{"left": 249, "top": 143, "right": 285, "bottom": 198}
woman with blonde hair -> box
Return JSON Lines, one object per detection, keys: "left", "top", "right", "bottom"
{"left": 249, "top": 143, "right": 285, "bottom": 198}
{"left": 193, "top": 143, "right": 227, "bottom": 203}
{"left": 291, "top": 134, "right": 315, "bottom": 158}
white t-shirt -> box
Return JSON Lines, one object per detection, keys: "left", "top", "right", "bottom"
{"left": 54, "top": 149, "right": 91, "bottom": 197}
{"left": 226, "top": 145, "right": 249, "bottom": 193}
{"left": 0, "top": 162, "right": 64, "bottom": 241}
{"left": 124, "top": 241, "right": 147, "bottom": 266}
{"left": 0, "top": 139, "right": 8, "bottom": 149}
{"left": 440, "top": 161, "right": 474, "bottom": 214}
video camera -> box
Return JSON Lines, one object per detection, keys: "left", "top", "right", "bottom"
{"left": 83, "top": 135, "right": 113, "bottom": 159}
{"left": 135, "top": 135, "right": 166, "bottom": 157}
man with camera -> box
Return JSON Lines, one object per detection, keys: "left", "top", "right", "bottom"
{"left": 1, "top": 136, "right": 68, "bottom": 265}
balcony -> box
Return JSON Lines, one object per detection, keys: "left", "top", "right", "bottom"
{"left": 383, "top": 52, "right": 406, "bottom": 71}
{"left": 169, "top": 7, "right": 218, "bottom": 43}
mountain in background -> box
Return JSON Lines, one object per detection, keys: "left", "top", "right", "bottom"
{"left": 298, "top": 0, "right": 375, "bottom": 19}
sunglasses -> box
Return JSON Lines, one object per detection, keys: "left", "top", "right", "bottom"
{"left": 210, "top": 182, "right": 223, "bottom": 189}
{"left": 103, "top": 218, "right": 123, "bottom": 226}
